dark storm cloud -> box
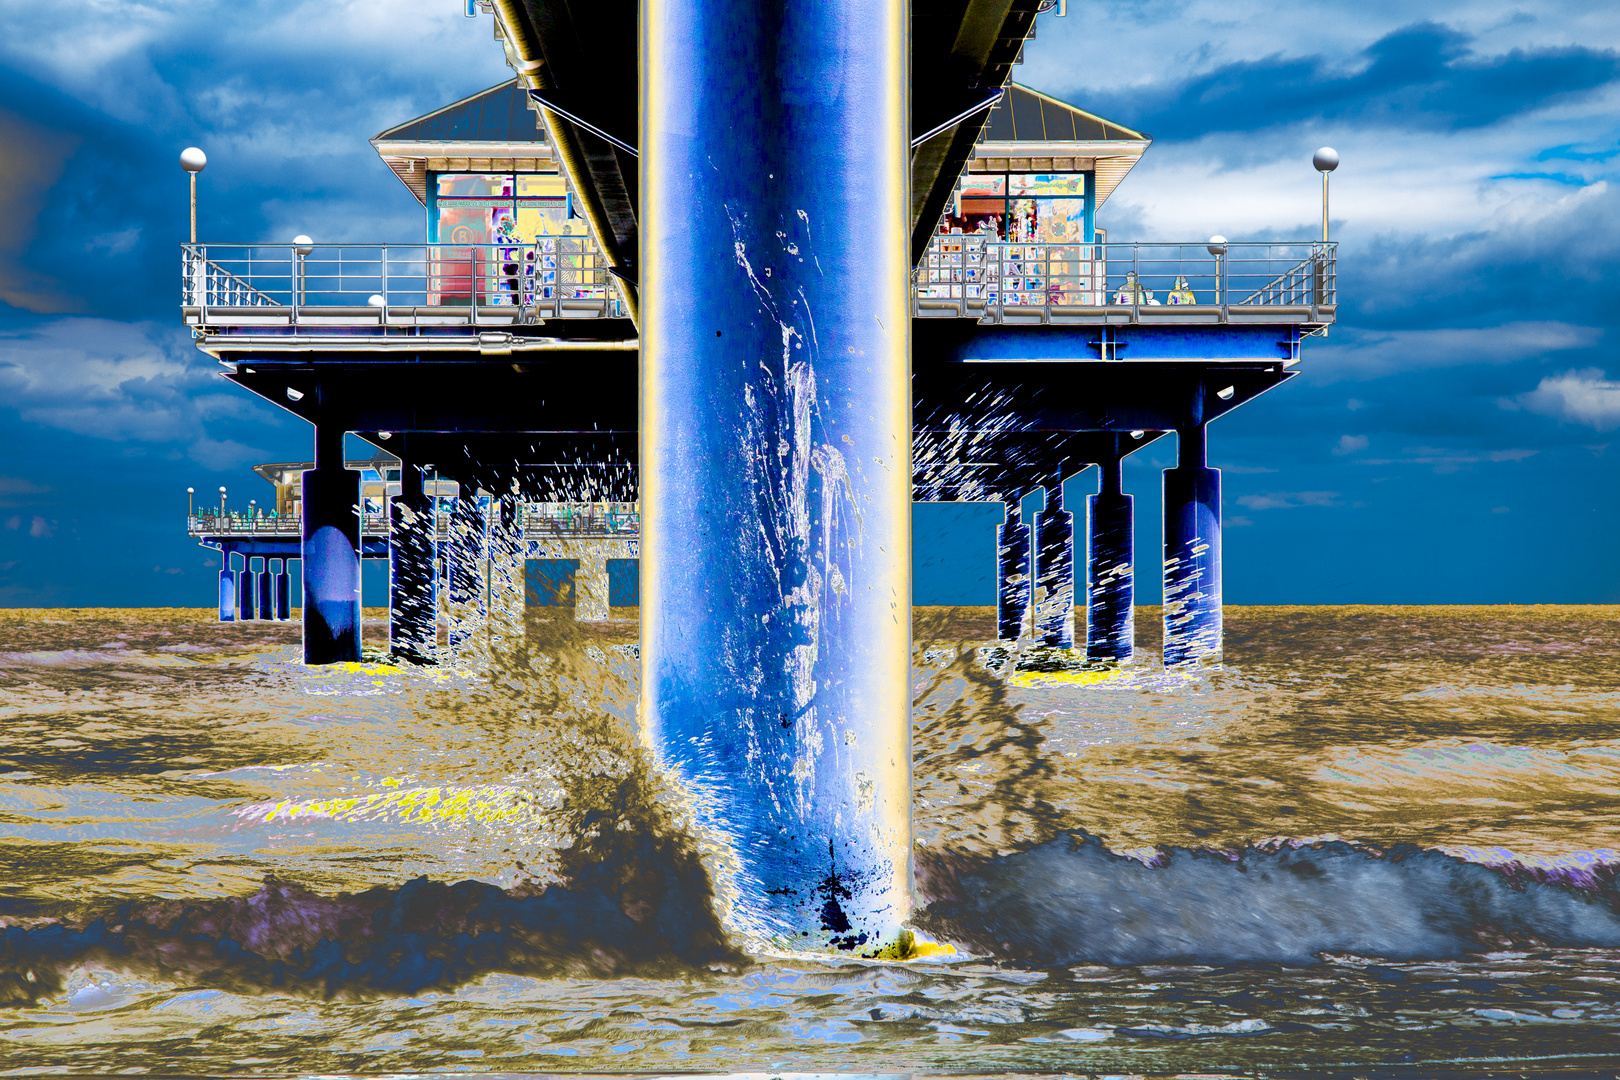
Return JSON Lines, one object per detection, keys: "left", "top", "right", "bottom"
{"left": 1087, "top": 23, "right": 1620, "bottom": 141}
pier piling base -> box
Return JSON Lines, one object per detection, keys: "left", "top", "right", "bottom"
{"left": 238, "top": 560, "right": 256, "bottom": 621}
{"left": 1086, "top": 458, "right": 1134, "bottom": 663}
{"left": 389, "top": 463, "right": 438, "bottom": 664}
{"left": 996, "top": 497, "right": 1032, "bottom": 641}
{"left": 447, "top": 491, "right": 487, "bottom": 651}
{"left": 275, "top": 561, "right": 291, "bottom": 621}
{"left": 1163, "top": 425, "right": 1222, "bottom": 666}
{"left": 218, "top": 566, "right": 236, "bottom": 622}
{"left": 301, "top": 429, "right": 362, "bottom": 664}
{"left": 1033, "top": 482, "right": 1076, "bottom": 650}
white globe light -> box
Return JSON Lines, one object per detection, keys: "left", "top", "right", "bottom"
{"left": 293, "top": 235, "right": 314, "bottom": 256}
{"left": 367, "top": 294, "right": 386, "bottom": 308}
{"left": 1313, "top": 146, "right": 1340, "bottom": 172}
{"left": 1207, "top": 235, "right": 1228, "bottom": 256}
{"left": 180, "top": 147, "right": 207, "bottom": 173}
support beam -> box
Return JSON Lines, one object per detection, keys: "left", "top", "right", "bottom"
{"left": 1033, "top": 478, "right": 1075, "bottom": 649}
{"left": 1163, "top": 423, "right": 1222, "bottom": 665}
{"left": 642, "top": 0, "right": 911, "bottom": 953}
{"left": 1086, "top": 454, "right": 1134, "bottom": 663}
{"left": 302, "top": 425, "right": 362, "bottom": 664}
{"left": 996, "top": 496, "right": 1031, "bottom": 641}
{"left": 389, "top": 460, "right": 438, "bottom": 664}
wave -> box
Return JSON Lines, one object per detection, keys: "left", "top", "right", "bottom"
{"left": 915, "top": 833, "right": 1620, "bottom": 967}
{"left": 0, "top": 825, "right": 742, "bottom": 1008}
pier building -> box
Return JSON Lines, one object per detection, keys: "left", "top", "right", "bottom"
{"left": 181, "top": 0, "right": 1334, "bottom": 953}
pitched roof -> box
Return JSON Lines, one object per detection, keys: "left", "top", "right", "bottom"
{"left": 371, "top": 79, "right": 555, "bottom": 205}
{"left": 973, "top": 83, "right": 1151, "bottom": 210}
{"left": 373, "top": 79, "right": 546, "bottom": 145}
{"left": 983, "top": 83, "right": 1147, "bottom": 143}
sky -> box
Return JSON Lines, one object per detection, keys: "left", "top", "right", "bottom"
{"left": 0, "top": 0, "right": 1617, "bottom": 607}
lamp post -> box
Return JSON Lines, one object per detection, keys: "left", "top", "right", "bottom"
{"left": 187, "top": 486, "right": 195, "bottom": 519}
{"left": 219, "top": 486, "right": 227, "bottom": 523}
{"left": 1313, "top": 147, "right": 1339, "bottom": 243}
{"left": 293, "top": 235, "right": 314, "bottom": 309}
{"left": 1207, "top": 235, "right": 1227, "bottom": 305}
{"left": 180, "top": 148, "right": 207, "bottom": 244}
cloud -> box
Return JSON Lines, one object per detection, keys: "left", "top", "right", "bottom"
{"left": 1036, "top": 21, "right": 1620, "bottom": 141}
{"left": 1235, "top": 490, "right": 1341, "bottom": 510}
{"left": 28, "top": 515, "right": 53, "bottom": 538}
{"left": 4, "top": 515, "right": 18, "bottom": 530}
{"left": 1520, "top": 368, "right": 1620, "bottom": 430}
{"left": 1356, "top": 445, "right": 1539, "bottom": 473}
{"left": 1309, "top": 323, "right": 1602, "bottom": 384}
{"left": 0, "top": 107, "right": 83, "bottom": 312}
{"left": 1333, "top": 434, "right": 1369, "bottom": 455}
{"left": 0, "top": 475, "right": 46, "bottom": 495}
{"left": 0, "top": 316, "right": 286, "bottom": 468}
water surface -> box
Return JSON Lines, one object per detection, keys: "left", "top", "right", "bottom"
{"left": 2, "top": 604, "right": 1618, "bottom": 1075}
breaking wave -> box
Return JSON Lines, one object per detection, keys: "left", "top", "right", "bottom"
{"left": 916, "top": 833, "right": 1620, "bottom": 967}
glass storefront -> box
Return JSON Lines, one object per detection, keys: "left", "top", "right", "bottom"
{"left": 939, "top": 171, "right": 1092, "bottom": 243}
{"left": 430, "top": 172, "right": 578, "bottom": 245}
{"left": 427, "top": 172, "right": 607, "bottom": 307}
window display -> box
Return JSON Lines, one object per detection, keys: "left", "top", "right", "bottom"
{"left": 429, "top": 172, "right": 604, "bottom": 306}
{"left": 939, "top": 171, "right": 1090, "bottom": 243}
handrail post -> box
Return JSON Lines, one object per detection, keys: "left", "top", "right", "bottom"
{"left": 1132, "top": 242, "right": 1140, "bottom": 321}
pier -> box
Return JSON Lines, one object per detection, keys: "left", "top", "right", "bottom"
{"left": 181, "top": 0, "right": 1335, "bottom": 952}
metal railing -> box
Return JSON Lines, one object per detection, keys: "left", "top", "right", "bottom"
{"left": 181, "top": 240, "right": 627, "bottom": 323}
{"left": 189, "top": 512, "right": 398, "bottom": 538}
{"left": 912, "top": 238, "right": 1335, "bottom": 322}
{"left": 523, "top": 502, "right": 640, "bottom": 537}
{"left": 189, "top": 502, "right": 641, "bottom": 541}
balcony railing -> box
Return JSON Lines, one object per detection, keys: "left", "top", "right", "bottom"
{"left": 182, "top": 241, "right": 628, "bottom": 327}
{"left": 181, "top": 238, "right": 1334, "bottom": 337}
{"left": 912, "top": 238, "right": 1335, "bottom": 324}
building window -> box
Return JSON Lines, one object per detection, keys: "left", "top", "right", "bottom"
{"left": 430, "top": 172, "right": 579, "bottom": 245}
{"left": 940, "top": 170, "right": 1091, "bottom": 243}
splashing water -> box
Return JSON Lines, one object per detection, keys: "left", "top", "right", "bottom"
{"left": 1, "top": 603, "right": 1619, "bottom": 1072}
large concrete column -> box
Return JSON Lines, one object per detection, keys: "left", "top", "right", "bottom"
{"left": 1163, "top": 423, "right": 1222, "bottom": 665}
{"left": 447, "top": 489, "right": 487, "bottom": 650}
{"left": 301, "top": 425, "right": 362, "bottom": 664}
{"left": 389, "top": 460, "right": 438, "bottom": 664}
{"left": 1033, "top": 478, "right": 1076, "bottom": 649}
{"left": 1086, "top": 454, "right": 1134, "bottom": 663}
{"left": 996, "top": 496, "right": 1031, "bottom": 641}
{"left": 642, "top": 0, "right": 912, "bottom": 953}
